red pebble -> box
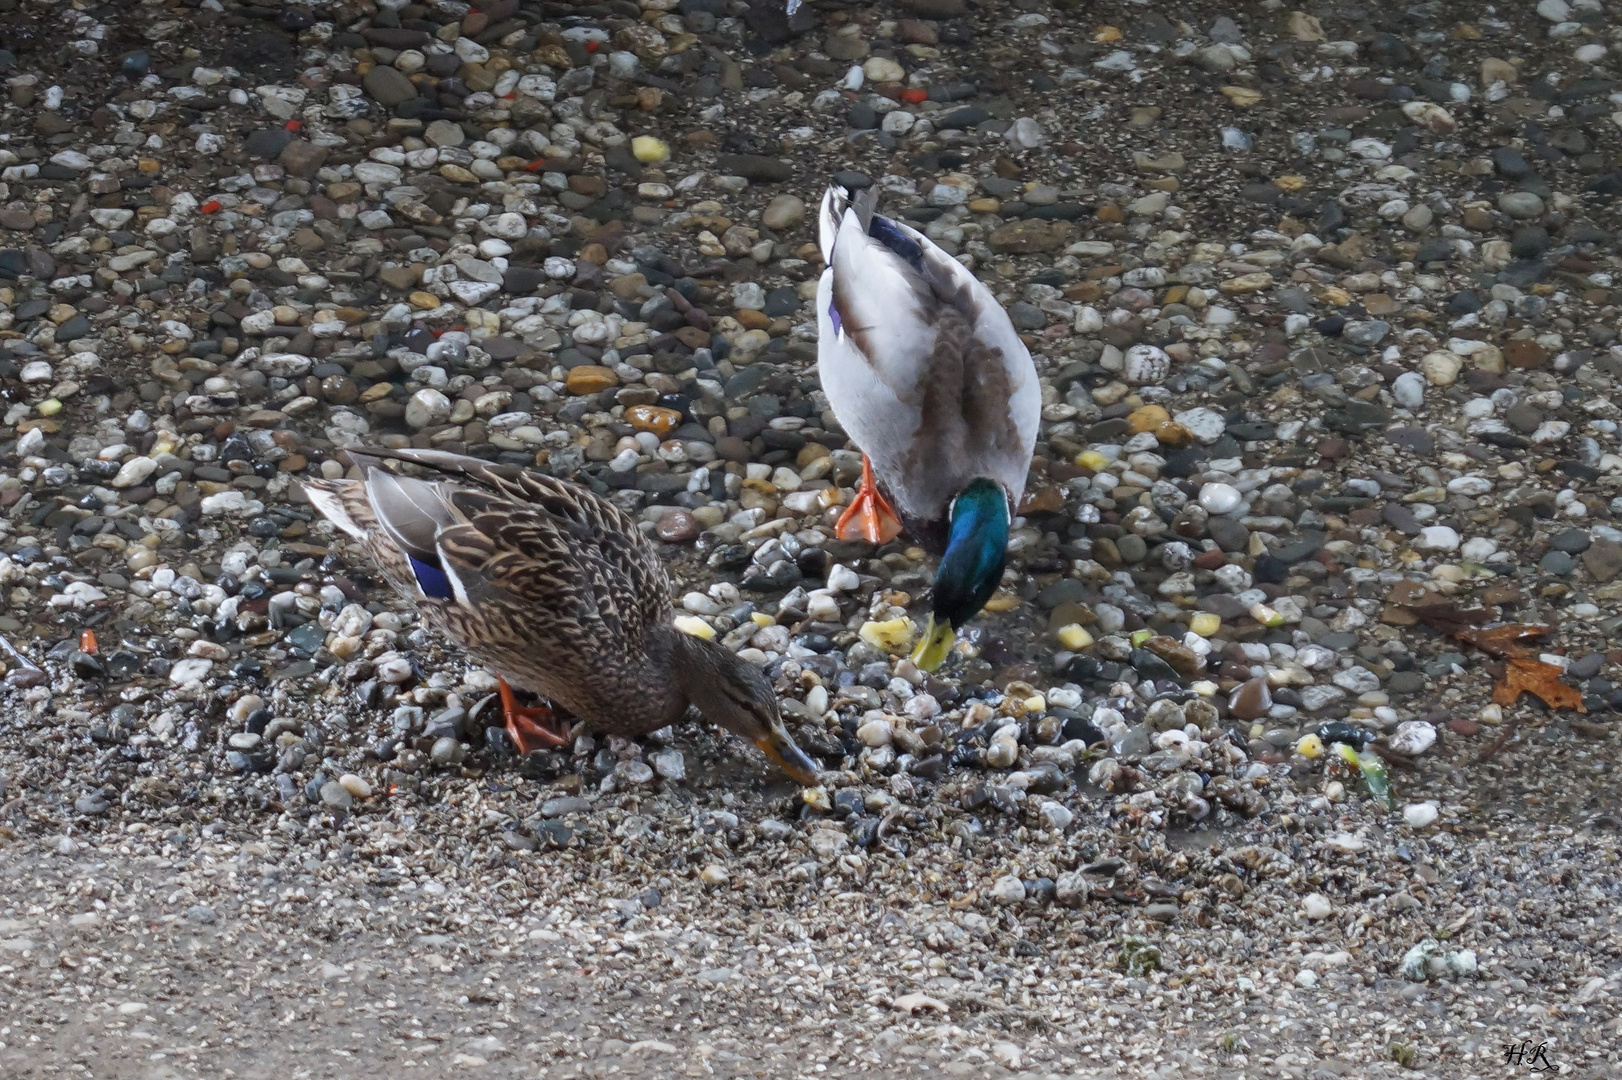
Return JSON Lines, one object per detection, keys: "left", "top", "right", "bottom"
{"left": 900, "top": 88, "right": 928, "bottom": 104}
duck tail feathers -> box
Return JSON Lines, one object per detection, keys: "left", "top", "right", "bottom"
{"left": 818, "top": 184, "right": 850, "bottom": 263}
{"left": 850, "top": 184, "right": 879, "bottom": 231}
{"left": 302, "top": 478, "right": 375, "bottom": 543}
{"left": 820, "top": 182, "right": 883, "bottom": 258}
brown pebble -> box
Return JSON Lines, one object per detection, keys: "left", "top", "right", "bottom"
{"left": 321, "top": 375, "right": 359, "bottom": 404}
{"left": 565, "top": 365, "right": 618, "bottom": 395}
{"left": 1228, "top": 677, "right": 1273, "bottom": 720}
{"left": 1504, "top": 339, "right": 1548, "bottom": 369}
{"left": 1317, "top": 437, "right": 1349, "bottom": 459}
{"left": 569, "top": 174, "right": 607, "bottom": 198}
{"left": 1447, "top": 719, "right": 1481, "bottom": 736}
{"left": 655, "top": 509, "right": 700, "bottom": 543}
{"left": 626, "top": 404, "right": 682, "bottom": 437}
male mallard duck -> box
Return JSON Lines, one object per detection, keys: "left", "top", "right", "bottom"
{"left": 816, "top": 183, "right": 1041, "bottom": 671}
{"left": 302, "top": 447, "right": 820, "bottom": 786}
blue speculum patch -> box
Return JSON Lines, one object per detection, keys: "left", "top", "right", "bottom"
{"left": 409, "top": 553, "right": 453, "bottom": 600}
{"left": 868, "top": 215, "right": 925, "bottom": 273}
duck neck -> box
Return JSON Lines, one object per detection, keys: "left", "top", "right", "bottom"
{"left": 645, "top": 626, "right": 707, "bottom": 726}
{"left": 932, "top": 479, "right": 1010, "bottom": 629}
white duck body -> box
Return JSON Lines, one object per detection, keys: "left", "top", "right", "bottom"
{"left": 814, "top": 184, "right": 1041, "bottom": 545}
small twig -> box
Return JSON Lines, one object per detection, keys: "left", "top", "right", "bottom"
{"left": 1478, "top": 716, "right": 1522, "bottom": 763}
{"left": 1367, "top": 744, "right": 1419, "bottom": 772}
{"left": 664, "top": 286, "right": 710, "bottom": 331}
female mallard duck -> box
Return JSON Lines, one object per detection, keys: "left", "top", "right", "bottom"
{"left": 301, "top": 447, "right": 819, "bottom": 786}
{"left": 816, "top": 183, "right": 1041, "bottom": 671}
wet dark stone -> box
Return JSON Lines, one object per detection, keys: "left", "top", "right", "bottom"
{"left": 1445, "top": 289, "right": 1480, "bottom": 314}
{"left": 1129, "top": 649, "right": 1180, "bottom": 682}
{"left": 1499, "top": 260, "right": 1551, "bottom": 289}
{"left": 1381, "top": 502, "right": 1421, "bottom": 535}
{"left": 55, "top": 315, "right": 91, "bottom": 342}
{"left": 1324, "top": 401, "right": 1390, "bottom": 434}
{"left": 1540, "top": 551, "right": 1576, "bottom": 575}
{"left": 1207, "top": 518, "right": 1250, "bottom": 553}
{"left": 716, "top": 154, "right": 792, "bottom": 183}
{"left": 763, "top": 286, "right": 802, "bottom": 317}
{"left": 1227, "top": 422, "right": 1277, "bottom": 441}
{"left": 1251, "top": 554, "right": 1289, "bottom": 584}
{"left": 244, "top": 128, "right": 294, "bottom": 158}
{"left": 1367, "top": 33, "right": 1411, "bottom": 66}
{"left": 1384, "top": 426, "right": 1434, "bottom": 454}
{"left": 936, "top": 106, "right": 991, "bottom": 129}
{"left": 1510, "top": 227, "right": 1550, "bottom": 259}
{"left": 1569, "top": 653, "right": 1605, "bottom": 679}
{"left": 1037, "top": 578, "right": 1087, "bottom": 609}
{"left": 1549, "top": 529, "right": 1592, "bottom": 554}
{"left": 1493, "top": 146, "right": 1531, "bottom": 178}
{"left": 1385, "top": 671, "right": 1427, "bottom": 695}
{"left": 1270, "top": 533, "right": 1325, "bottom": 564}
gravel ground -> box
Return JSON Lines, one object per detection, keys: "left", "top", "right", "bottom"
{"left": 2, "top": 0, "right": 1622, "bottom": 1076}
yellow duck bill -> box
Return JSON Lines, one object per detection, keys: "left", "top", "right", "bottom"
{"left": 755, "top": 720, "right": 822, "bottom": 787}
{"left": 910, "top": 614, "right": 957, "bottom": 672}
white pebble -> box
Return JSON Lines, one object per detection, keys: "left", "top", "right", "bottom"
{"left": 1391, "top": 371, "right": 1425, "bottom": 408}
{"left": 990, "top": 875, "right": 1026, "bottom": 904}
{"left": 1037, "top": 800, "right": 1073, "bottom": 831}
{"left": 1403, "top": 802, "right": 1439, "bottom": 828}
{"left": 1389, "top": 720, "right": 1437, "bottom": 756}
{"left": 168, "top": 658, "right": 213, "bottom": 685}
{"left": 1123, "top": 344, "right": 1170, "bottom": 385}
{"left": 826, "top": 563, "right": 860, "bottom": 593}
{"left": 1302, "top": 893, "right": 1333, "bottom": 920}
{"left": 1198, "top": 482, "right": 1242, "bottom": 515}
{"left": 856, "top": 718, "right": 893, "bottom": 747}
{"left": 985, "top": 726, "right": 1020, "bottom": 768}
{"left": 1416, "top": 525, "right": 1460, "bottom": 551}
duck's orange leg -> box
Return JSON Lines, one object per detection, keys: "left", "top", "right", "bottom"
{"left": 498, "top": 677, "right": 571, "bottom": 755}
{"left": 834, "top": 454, "right": 903, "bottom": 545}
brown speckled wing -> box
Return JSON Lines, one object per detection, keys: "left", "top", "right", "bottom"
{"left": 343, "top": 447, "right": 672, "bottom": 649}
{"left": 452, "top": 462, "right": 672, "bottom": 643}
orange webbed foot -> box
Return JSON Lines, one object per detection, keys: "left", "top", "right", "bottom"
{"left": 497, "top": 677, "right": 571, "bottom": 755}
{"left": 834, "top": 454, "right": 903, "bottom": 545}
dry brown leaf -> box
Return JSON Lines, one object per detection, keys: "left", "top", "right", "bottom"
{"left": 1409, "top": 602, "right": 1497, "bottom": 636}
{"left": 1461, "top": 623, "right": 1552, "bottom": 659}
{"left": 1492, "top": 657, "right": 1585, "bottom": 713}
